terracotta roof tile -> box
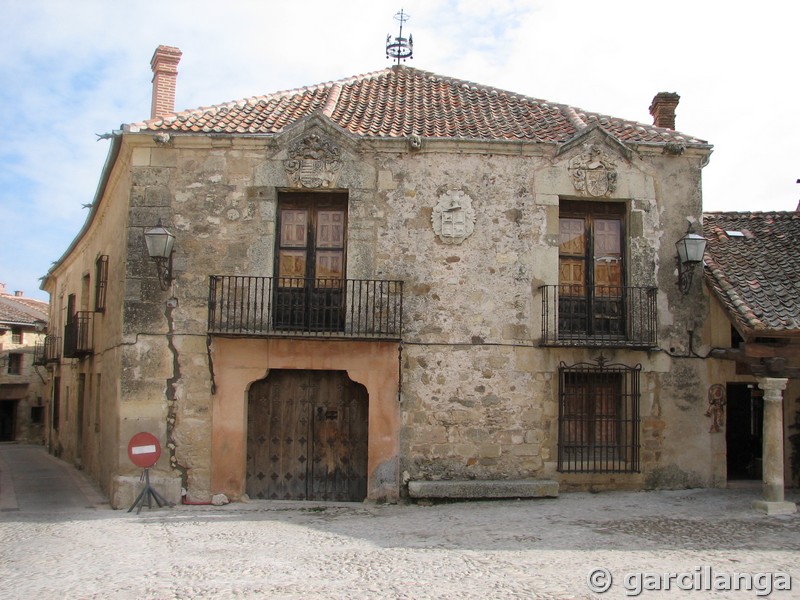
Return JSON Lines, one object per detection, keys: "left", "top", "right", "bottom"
{"left": 128, "top": 66, "right": 708, "bottom": 146}
{"left": 703, "top": 211, "right": 800, "bottom": 335}
{"left": 0, "top": 294, "right": 48, "bottom": 326}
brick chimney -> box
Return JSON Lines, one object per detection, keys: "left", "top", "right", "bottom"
{"left": 150, "top": 45, "right": 182, "bottom": 120}
{"left": 649, "top": 92, "right": 680, "bottom": 130}
{"left": 14, "top": 291, "right": 23, "bottom": 297}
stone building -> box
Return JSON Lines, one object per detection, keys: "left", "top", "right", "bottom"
{"left": 40, "top": 45, "right": 774, "bottom": 508}
{"left": 0, "top": 284, "right": 48, "bottom": 443}
{"left": 703, "top": 211, "right": 800, "bottom": 513}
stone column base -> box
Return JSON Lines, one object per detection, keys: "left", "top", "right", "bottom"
{"left": 752, "top": 500, "right": 797, "bottom": 515}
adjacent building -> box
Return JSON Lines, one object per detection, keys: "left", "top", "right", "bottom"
{"left": 0, "top": 284, "right": 49, "bottom": 443}
{"left": 703, "top": 211, "right": 800, "bottom": 513}
{"left": 39, "top": 46, "right": 794, "bottom": 509}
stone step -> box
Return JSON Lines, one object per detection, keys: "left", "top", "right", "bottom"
{"left": 408, "top": 479, "right": 559, "bottom": 500}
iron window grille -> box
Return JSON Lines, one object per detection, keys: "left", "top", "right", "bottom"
{"left": 7, "top": 353, "right": 23, "bottom": 375}
{"left": 95, "top": 255, "right": 108, "bottom": 313}
{"left": 557, "top": 357, "right": 641, "bottom": 473}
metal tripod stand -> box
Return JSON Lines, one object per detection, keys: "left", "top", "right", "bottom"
{"left": 127, "top": 468, "right": 173, "bottom": 514}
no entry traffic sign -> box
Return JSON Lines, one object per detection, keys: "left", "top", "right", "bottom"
{"left": 127, "top": 432, "right": 162, "bottom": 469}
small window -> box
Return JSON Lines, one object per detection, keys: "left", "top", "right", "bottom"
{"left": 11, "top": 328, "right": 22, "bottom": 344}
{"left": 95, "top": 255, "right": 108, "bottom": 313}
{"left": 558, "top": 358, "right": 640, "bottom": 473}
{"left": 31, "top": 406, "right": 44, "bottom": 424}
{"left": 53, "top": 377, "right": 61, "bottom": 432}
{"left": 7, "top": 353, "right": 22, "bottom": 375}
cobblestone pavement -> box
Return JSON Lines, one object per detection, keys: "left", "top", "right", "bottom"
{"left": 1, "top": 444, "right": 799, "bottom": 599}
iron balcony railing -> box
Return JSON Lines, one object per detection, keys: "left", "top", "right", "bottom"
{"left": 63, "top": 312, "right": 94, "bottom": 358}
{"left": 540, "top": 285, "right": 657, "bottom": 348}
{"left": 208, "top": 275, "right": 404, "bottom": 340}
{"left": 33, "top": 335, "right": 62, "bottom": 365}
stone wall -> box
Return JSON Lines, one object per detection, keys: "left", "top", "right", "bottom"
{"left": 112, "top": 117, "right": 720, "bottom": 501}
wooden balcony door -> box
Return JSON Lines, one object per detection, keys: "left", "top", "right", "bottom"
{"left": 558, "top": 201, "right": 625, "bottom": 337}
{"left": 274, "top": 193, "right": 347, "bottom": 331}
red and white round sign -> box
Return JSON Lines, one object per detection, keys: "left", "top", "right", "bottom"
{"left": 127, "top": 432, "right": 162, "bottom": 469}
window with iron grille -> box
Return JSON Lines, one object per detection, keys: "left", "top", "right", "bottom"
{"left": 7, "top": 353, "right": 22, "bottom": 375}
{"left": 11, "top": 328, "right": 22, "bottom": 344}
{"left": 95, "top": 255, "right": 108, "bottom": 313}
{"left": 557, "top": 358, "right": 640, "bottom": 473}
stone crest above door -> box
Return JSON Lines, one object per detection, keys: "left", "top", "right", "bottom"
{"left": 284, "top": 134, "right": 343, "bottom": 189}
{"left": 569, "top": 144, "right": 618, "bottom": 197}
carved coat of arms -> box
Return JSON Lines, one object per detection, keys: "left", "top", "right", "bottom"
{"left": 569, "top": 144, "right": 617, "bottom": 197}
{"left": 432, "top": 190, "right": 476, "bottom": 244}
{"left": 284, "top": 134, "right": 342, "bottom": 188}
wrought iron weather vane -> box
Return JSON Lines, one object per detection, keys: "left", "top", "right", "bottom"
{"left": 386, "top": 9, "right": 413, "bottom": 64}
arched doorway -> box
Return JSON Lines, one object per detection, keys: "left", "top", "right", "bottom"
{"left": 246, "top": 369, "right": 368, "bottom": 501}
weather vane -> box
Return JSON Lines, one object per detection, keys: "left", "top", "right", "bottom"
{"left": 386, "top": 9, "right": 413, "bottom": 65}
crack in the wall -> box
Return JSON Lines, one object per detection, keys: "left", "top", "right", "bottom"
{"left": 164, "top": 301, "right": 188, "bottom": 490}
{"left": 206, "top": 334, "right": 217, "bottom": 395}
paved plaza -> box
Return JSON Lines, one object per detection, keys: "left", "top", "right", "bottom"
{"left": 1, "top": 444, "right": 798, "bottom": 599}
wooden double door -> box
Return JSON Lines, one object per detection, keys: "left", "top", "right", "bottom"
{"left": 275, "top": 193, "right": 347, "bottom": 332}
{"left": 559, "top": 202, "right": 625, "bottom": 337}
{"left": 246, "top": 370, "right": 368, "bottom": 502}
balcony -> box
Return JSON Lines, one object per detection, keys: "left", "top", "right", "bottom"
{"left": 540, "top": 285, "right": 657, "bottom": 349}
{"left": 33, "top": 335, "right": 62, "bottom": 365}
{"left": 208, "top": 275, "right": 403, "bottom": 340}
{"left": 63, "top": 312, "right": 94, "bottom": 358}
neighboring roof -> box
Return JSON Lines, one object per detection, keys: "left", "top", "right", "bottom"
{"left": 703, "top": 212, "right": 800, "bottom": 336}
{"left": 127, "top": 65, "right": 708, "bottom": 147}
{"left": 0, "top": 293, "right": 48, "bottom": 327}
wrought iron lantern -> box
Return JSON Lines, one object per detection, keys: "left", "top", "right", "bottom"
{"left": 144, "top": 220, "right": 175, "bottom": 290}
{"left": 675, "top": 222, "right": 707, "bottom": 294}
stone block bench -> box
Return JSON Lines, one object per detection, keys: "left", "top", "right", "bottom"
{"left": 408, "top": 479, "right": 559, "bottom": 500}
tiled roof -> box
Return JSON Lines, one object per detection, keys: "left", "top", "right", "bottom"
{"left": 0, "top": 293, "right": 48, "bottom": 326}
{"left": 128, "top": 66, "right": 708, "bottom": 146}
{"left": 703, "top": 212, "right": 800, "bottom": 335}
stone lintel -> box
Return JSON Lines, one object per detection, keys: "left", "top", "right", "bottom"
{"left": 752, "top": 500, "right": 798, "bottom": 516}
{"left": 408, "top": 479, "right": 558, "bottom": 499}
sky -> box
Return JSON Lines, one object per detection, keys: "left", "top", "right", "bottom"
{"left": 1, "top": 0, "right": 798, "bottom": 301}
